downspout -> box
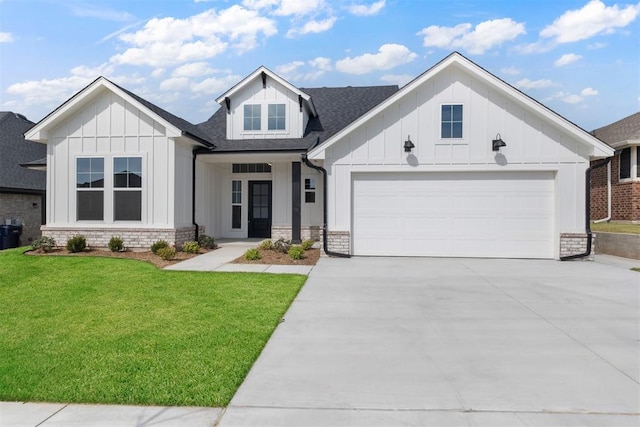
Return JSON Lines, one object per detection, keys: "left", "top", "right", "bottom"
{"left": 593, "top": 161, "right": 611, "bottom": 223}
{"left": 301, "top": 153, "right": 350, "bottom": 258}
{"left": 192, "top": 149, "right": 199, "bottom": 242}
{"left": 560, "top": 157, "right": 612, "bottom": 261}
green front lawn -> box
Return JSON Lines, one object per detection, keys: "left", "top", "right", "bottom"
{"left": 591, "top": 222, "right": 640, "bottom": 235}
{"left": 0, "top": 248, "right": 306, "bottom": 407}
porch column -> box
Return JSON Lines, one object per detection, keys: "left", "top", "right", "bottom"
{"left": 292, "top": 161, "right": 301, "bottom": 243}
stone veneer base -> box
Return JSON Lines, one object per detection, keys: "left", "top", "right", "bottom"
{"left": 559, "top": 233, "right": 592, "bottom": 260}
{"left": 40, "top": 226, "right": 198, "bottom": 249}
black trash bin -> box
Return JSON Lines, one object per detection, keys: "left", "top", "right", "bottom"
{"left": 0, "top": 225, "right": 22, "bottom": 250}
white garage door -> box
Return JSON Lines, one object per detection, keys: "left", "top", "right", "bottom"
{"left": 352, "top": 172, "right": 555, "bottom": 258}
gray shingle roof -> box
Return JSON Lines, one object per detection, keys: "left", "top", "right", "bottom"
{"left": 196, "top": 85, "right": 400, "bottom": 152}
{"left": 592, "top": 112, "right": 640, "bottom": 146}
{"left": 0, "top": 112, "right": 46, "bottom": 192}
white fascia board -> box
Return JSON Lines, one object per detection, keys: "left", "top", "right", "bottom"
{"left": 308, "top": 52, "right": 614, "bottom": 160}
{"left": 610, "top": 139, "right": 640, "bottom": 149}
{"left": 214, "top": 66, "right": 316, "bottom": 116}
{"left": 25, "top": 77, "right": 184, "bottom": 143}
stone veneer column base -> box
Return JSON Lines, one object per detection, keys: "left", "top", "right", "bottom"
{"left": 270, "top": 226, "right": 322, "bottom": 242}
{"left": 326, "top": 230, "right": 350, "bottom": 255}
{"left": 559, "top": 233, "right": 593, "bottom": 260}
{"left": 40, "top": 226, "right": 198, "bottom": 250}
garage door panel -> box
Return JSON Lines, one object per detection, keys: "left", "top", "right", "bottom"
{"left": 353, "top": 172, "right": 554, "bottom": 258}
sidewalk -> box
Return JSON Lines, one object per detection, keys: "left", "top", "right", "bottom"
{"left": 0, "top": 402, "right": 223, "bottom": 427}
{"left": 164, "top": 239, "right": 314, "bottom": 275}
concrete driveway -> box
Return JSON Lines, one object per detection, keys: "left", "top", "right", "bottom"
{"left": 220, "top": 257, "right": 640, "bottom": 426}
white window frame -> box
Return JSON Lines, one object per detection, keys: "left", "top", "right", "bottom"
{"left": 241, "top": 102, "right": 288, "bottom": 134}
{"left": 76, "top": 157, "right": 105, "bottom": 222}
{"left": 113, "top": 156, "right": 143, "bottom": 222}
{"left": 440, "top": 103, "right": 464, "bottom": 139}
{"left": 231, "top": 180, "right": 242, "bottom": 230}
{"left": 619, "top": 146, "right": 640, "bottom": 182}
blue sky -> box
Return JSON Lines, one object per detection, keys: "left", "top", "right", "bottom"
{"left": 0, "top": 0, "right": 638, "bottom": 130}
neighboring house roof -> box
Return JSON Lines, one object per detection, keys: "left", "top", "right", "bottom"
{"left": 25, "top": 77, "right": 214, "bottom": 148}
{"left": 308, "top": 52, "right": 614, "bottom": 160}
{"left": 0, "top": 112, "right": 46, "bottom": 192}
{"left": 197, "top": 85, "right": 399, "bottom": 153}
{"left": 591, "top": 111, "right": 640, "bottom": 148}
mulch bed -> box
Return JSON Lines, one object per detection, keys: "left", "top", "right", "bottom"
{"left": 231, "top": 247, "right": 320, "bottom": 266}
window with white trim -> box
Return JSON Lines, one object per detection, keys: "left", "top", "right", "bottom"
{"left": 304, "top": 178, "right": 316, "bottom": 203}
{"left": 243, "top": 104, "right": 261, "bottom": 131}
{"left": 232, "top": 180, "right": 242, "bottom": 229}
{"left": 441, "top": 104, "right": 463, "bottom": 138}
{"left": 619, "top": 146, "right": 640, "bottom": 180}
{"left": 77, "top": 157, "right": 104, "bottom": 221}
{"left": 114, "top": 157, "right": 142, "bottom": 221}
{"left": 268, "top": 104, "right": 286, "bottom": 130}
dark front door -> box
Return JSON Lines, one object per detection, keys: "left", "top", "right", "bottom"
{"left": 248, "top": 181, "right": 272, "bottom": 238}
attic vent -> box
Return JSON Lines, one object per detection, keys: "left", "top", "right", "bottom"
{"left": 261, "top": 71, "right": 267, "bottom": 88}
{"left": 232, "top": 163, "right": 272, "bottom": 174}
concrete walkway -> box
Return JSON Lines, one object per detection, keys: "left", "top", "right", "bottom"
{"left": 164, "top": 239, "right": 314, "bottom": 275}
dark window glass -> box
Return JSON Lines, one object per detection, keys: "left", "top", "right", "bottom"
{"left": 232, "top": 205, "right": 242, "bottom": 229}
{"left": 637, "top": 148, "right": 640, "bottom": 178}
{"left": 77, "top": 191, "right": 103, "bottom": 220}
{"left": 305, "top": 178, "right": 316, "bottom": 190}
{"left": 114, "top": 157, "right": 142, "bottom": 188}
{"left": 441, "top": 104, "right": 463, "bottom": 138}
{"left": 114, "top": 191, "right": 141, "bottom": 221}
{"left": 232, "top": 163, "right": 272, "bottom": 173}
{"left": 305, "top": 192, "right": 315, "bottom": 203}
{"left": 77, "top": 158, "right": 104, "bottom": 188}
{"left": 620, "top": 147, "right": 631, "bottom": 179}
{"left": 244, "top": 104, "right": 261, "bottom": 131}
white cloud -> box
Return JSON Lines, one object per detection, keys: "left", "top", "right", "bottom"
{"left": 111, "top": 6, "right": 277, "bottom": 67}
{"left": 172, "top": 62, "right": 216, "bottom": 78}
{"left": 380, "top": 74, "right": 413, "bottom": 87}
{"left": 587, "top": 41, "right": 608, "bottom": 49}
{"left": 160, "top": 77, "right": 190, "bottom": 91}
{"left": 275, "top": 0, "right": 324, "bottom": 16}
{"left": 0, "top": 32, "right": 13, "bottom": 43}
{"left": 581, "top": 87, "right": 598, "bottom": 96}
{"left": 500, "top": 66, "right": 520, "bottom": 76}
{"left": 308, "top": 56, "right": 332, "bottom": 71}
{"left": 336, "top": 44, "right": 417, "bottom": 74}
{"left": 276, "top": 61, "right": 305, "bottom": 79}
{"left": 191, "top": 75, "right": 243, "bottom": 95}
{"left": 540, "top": 0, "right": 640, "bottom": 43}
{"left": 242, "top": 0, "right": 279, "bottom": 8}
{"left": 151, "top": 68, "right": 166, "bottom": 78}
{"left": 554, "top": 53, "right": 582, "bottom": 67}
{"left": 562, "top": 94, "right": 583, "bottom": 104}
{"left": 417, "top": 18, "right": 525, "bottom": 54}
{"left": 516, "top": 78, "right": 555, "bottom": 90}
{"left": 287, "top": 16, "right": 337, "bottom": 37}
{"left": 348, "top": 0, "right": 385, "bottom": 16}
{"left": 69, "top": 4, "right": 134, "bottom": 21}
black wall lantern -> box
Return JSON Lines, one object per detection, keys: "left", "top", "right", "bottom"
{"left": 492, "top": 133, "right": 506, "bottom": 151}
{"left": 404, "top": 136, "right": 415, "bottom": 153}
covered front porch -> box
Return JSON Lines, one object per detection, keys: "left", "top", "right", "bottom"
{"left": 194, "top": 152, "right": 323, "bottom": 243}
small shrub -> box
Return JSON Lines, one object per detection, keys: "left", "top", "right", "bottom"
{"left": 259, "top": 239, "right": 274, "bottom": 250}
{"left": 273, "top": 238, "right": 291, "bottom": 254}
{"left": 301, "top": 239, "right": 315, "bottom": 250}
{"left": 288, "top": 246, "right": 305, "bottom": 260}
{"left": 244, "top": 248, "right": 261, "bottom": 261}
{"left": 32, "top": 236, "right": 56, "bottom": 253}
{"left": 156, "top": 246, "right": 176, "bottom": 260}
{"left": 197, "top": 234, "right": 216, "bottom": 249}
{"left": 108, "top": 236, "right": 124, "bottom": 252}
{"left": 151, "top": 240, "right": 169, "bottom": 255}
{"left": 66, "top": 235, "right": 87, "bottom": 253}
{"left": 182, "top": 241, "right": 200, "bottom": 254}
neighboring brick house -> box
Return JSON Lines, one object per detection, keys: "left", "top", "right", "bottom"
{"left": 0, "top": 112, "right": 46, "bottom": 244}
{"left": 590, "top": 112, "right": 640, "bottom": 222}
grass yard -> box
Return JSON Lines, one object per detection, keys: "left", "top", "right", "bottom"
{"left": 0, "top": 248, "right": 306, "bottom": 407}
{"left": 591, "top": 221, "right": 640, "bottom": 234}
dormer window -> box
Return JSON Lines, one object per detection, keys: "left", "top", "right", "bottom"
{"left": 244, "top": 104, "right": 261, "bottom": 131}
{"left": 268, "top": 104, "right": 286, "bottom": 130}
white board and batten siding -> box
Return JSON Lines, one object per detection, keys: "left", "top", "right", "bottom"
{"left": 46, "top": 89, "right": 188, "bottom": 228}
{"left": 323, "top": 65, "right": 592, "bottom": 259}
